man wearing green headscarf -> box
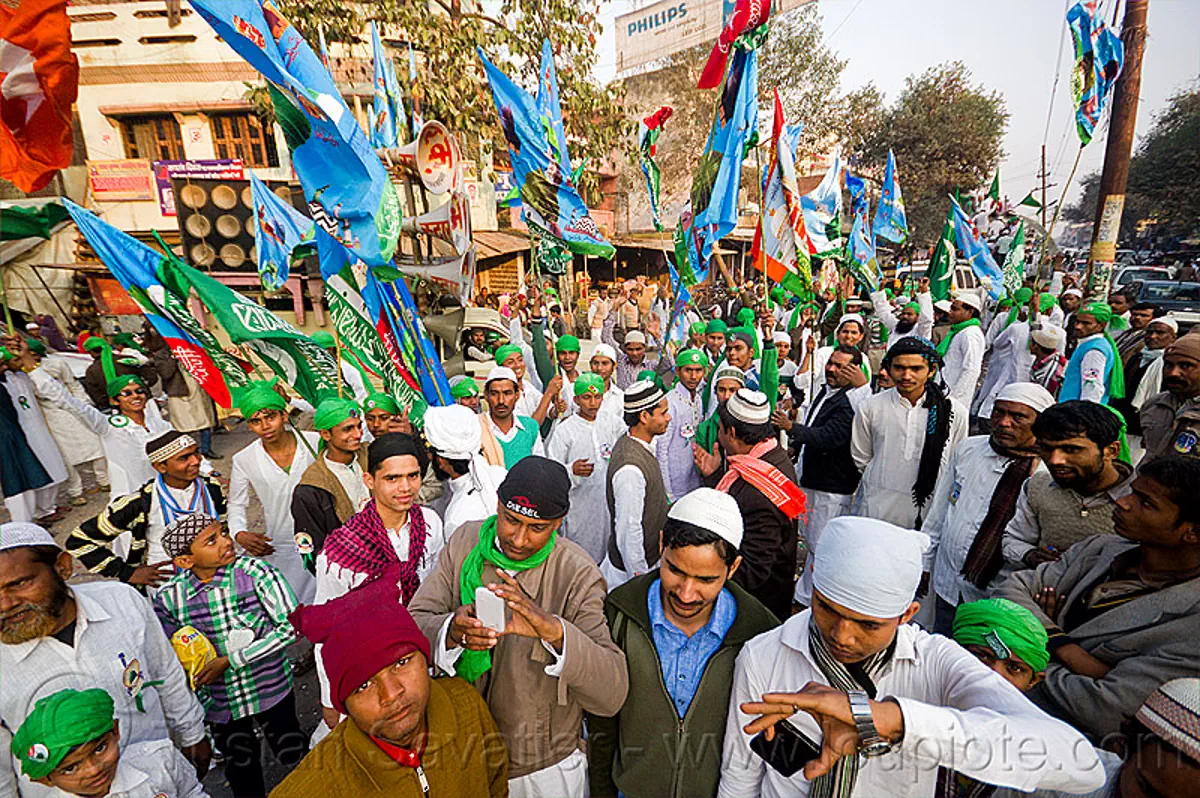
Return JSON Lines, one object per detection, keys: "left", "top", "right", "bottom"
{"left": 229, "top": 379, "right": 320, "bottom": 602}
{"left": 704, "top": 319, "right": 728, "bottom": 364}
{"left": 450, "top": 375, "right": 482, "bottom": 413}
{"left": 953, "top": 598, "right": 1049, "bottom": 691}
{"left": 291, "top": 396, "right": 369, "bottom": 574}
{"left": 660, "top": 348, "right": 710, "bottom": 502}
{"left": 80, "top": 334, "right": 157, "bottom": 410}
{"left": 1061, "top": 301, "right": 1125, "bottom": 404}
{"left": 362, "top": 391, "right": 402, "bottom": 438}
{"left": 688, "top": 321, "right": 706, "bottom": 350}
{"left": 554, "top": 335, "right": 582, "bottom": 404}
{"left": 409, "top": 456, "right": 628, "bottom": 793}
{"left": 13, "top": 687, "right": 206, "bottom": 797}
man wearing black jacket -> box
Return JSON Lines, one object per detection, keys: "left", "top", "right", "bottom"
{"left": 773, "top": 344, "right": 863, "bottom": 605}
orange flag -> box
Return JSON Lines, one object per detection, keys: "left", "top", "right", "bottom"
{"left": 0, "top": 0, "right": 79, "bottom": 192}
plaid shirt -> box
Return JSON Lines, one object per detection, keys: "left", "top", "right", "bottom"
{"left": 154, "top": 555, "right": 298, "bottom": 723}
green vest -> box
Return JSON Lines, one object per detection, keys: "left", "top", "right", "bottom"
{"left": 498, "top": 415, "right": 540, "bottom": 467}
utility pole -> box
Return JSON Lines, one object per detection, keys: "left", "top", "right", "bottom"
{"left": 1083, "top": 0, "right": 1149, "bottom": 302}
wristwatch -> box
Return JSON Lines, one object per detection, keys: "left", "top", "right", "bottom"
{"left": 847, "top": 690, "right": 893, "bottom": 758}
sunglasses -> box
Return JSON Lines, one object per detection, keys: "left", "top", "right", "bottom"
{"left": 116, "top": 387, "right": 148, "bottom": 398}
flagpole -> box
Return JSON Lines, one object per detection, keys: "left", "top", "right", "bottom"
{"left": 0, "top": 204, "right": 11, "bottom": 335}
{"left": 332, "top": 325, "right": 345, "bottom": 399}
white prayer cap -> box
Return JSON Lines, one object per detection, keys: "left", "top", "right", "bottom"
{"left": 591, "top": 343, "right": 618, "bottom": 363}
{"left": 772, "top": 331, "right": 791, "bottom": 345}
{"left": 1062, "top": 288, "right": 1083, "bottom": 298}
{"left": 667, "top": 487, "right": 744, "bottom": 549}
{"left": 485, "top": 366, "right": 519, "bottom": 386}
{"left": 0, "top": 522, "right": 57, "bottom": 552}
{"left": 953, "top": 290, "right": 983, "bottom": 312}
{"left": 812, "top": 517, "right": 930, "bottom": 618}
{"left": 895, "top": 295, "right": 911, "bottom": 306}
{"left": 24, "top": 323, "right": 39, "bottom": 332}
{"left": 934, "top": 299, "right": 952, "bottom": 313}
{"left": 995, "top": 382, "right": 1056, "bottom": 414}
{"left": 625, "top": 330, "right": 647, "bottom": 345}
{"left": 836, "top": 313, "right": 865, "bottom": 332}
{"left": 726, "top": 388, "right": 771, "bottom": 425}
{"left": 422, "top": 404, "right": 481, "bottom": 459}
{"left": 1149, "top": 314, "right": 1179, "bottom": 333}
{"left": 1031, "top": 324, "right": 1066, "bottom": 352}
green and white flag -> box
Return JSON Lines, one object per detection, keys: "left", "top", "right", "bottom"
{"left": 927, "top": 206, "right": 957, "bottom": 302}
{"left": 1002, "top": 221, "right": 1027, "bottom": 295}
{"left": 1019, "top": 192, "right": 1042, "bottom": 209}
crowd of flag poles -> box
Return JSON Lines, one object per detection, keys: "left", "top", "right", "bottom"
{"left": 2, "top": 0, "right": 1125, "bottom": 417}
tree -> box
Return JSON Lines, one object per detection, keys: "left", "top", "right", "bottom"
{"left": 1066, "top": 86, "right": 1200, "bottom": 242}
{"left": 278, "top": 0, "right": 629, "bottom": 196}
{"left": 858, "top": 62, "right": 1008, "bottom": 248}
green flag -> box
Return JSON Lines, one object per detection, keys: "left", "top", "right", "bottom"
{"left": 1002, "top": 221, "right": 1027, "bottom": 294}
{"left": 1019, "top": 192, "right": 1042, "bottom": 209}
{"left": 987, "top": 170, "right": 1000, "bottom": 202}
{"left": 1, "top": 201, "right": 70, "bottom": 240}
{"left": 927, "top": 206, "right": 956, "bottom": 302}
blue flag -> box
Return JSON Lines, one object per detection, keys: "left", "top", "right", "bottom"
{"left": 950, "top": 197, "right": 1004, "bottom": 298}
{"left": 249, "top": 173, "right": 314, "bottom": 291}
{"left": 478, "top": 43, "right": 615, "bottom": 259}
{"left": 844, "top": 169, "right": 867, "bottom": 218}
{"left": 848, "top": 198, "right": 882, "bottom": 292}
{"left": 800, "top": 148, "right": 843, "bottom": 257}
{"left": 535, "top": 40, "right": 572, "bottom": 179}
{"left": 369, "top": 21, "right": 405, "bottom": 149}
{"left": 872, "top": 150, "right": 908, "bottom": 243}
{"left": 680, "top": 46, "right": 759, "bottom": 286}
{"left": 188, "top": 0, "right": 401, "bottom": 268}
{"left": 1067, "top": 1, "right": 1125, "bottom": 146}
{"left": 376, "top": 275, "right": 452, "bottom": 407}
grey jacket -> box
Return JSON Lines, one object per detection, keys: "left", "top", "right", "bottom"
{"left": 995, "top": 534, "right": 1200, "bottom": 739}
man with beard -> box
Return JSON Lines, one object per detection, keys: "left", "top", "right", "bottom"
{"left": 718, "top": 516, "right": 1103, "bottom": 798}
{"left": 1003, "top": 400, "right": 1133, "bottom": 571}
{"left": 869, "top": 278, "right": 933, "bottom": 350}
{"left": 997, "top": 455, "right": 1200, "bottom": 740}
{"left": 291, "top": 398, "right": 370, "bottom": 573}
{"left": 0, "top": 523, "right": 210, "bottom": 797}
{"left": 922, "top": 383, "right": 1056, "bottom": 635}
{"left": 1140, "top": 332, "right": 1200, "bottom": 461}
{"left": 588, "top": 488, "right": 779, "bottom": 798}
{"left": 479, "top": 367, "right": 547, "bottom": 469}
{"left": 1128, "top": 315, "right": 1178, "bottom": 416}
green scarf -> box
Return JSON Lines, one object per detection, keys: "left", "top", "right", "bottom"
{"left": 936, "top": 318, "right": 982, "bottom": 358}
{"left": 457, "top": 516, "right": 557, "bottom": 683}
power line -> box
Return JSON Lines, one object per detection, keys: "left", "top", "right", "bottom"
{"left": 823, "top": 0, "right": 867, "bottom": 46}
{"left": 1042, "top": 0, "right": 1071, "bottom": 145}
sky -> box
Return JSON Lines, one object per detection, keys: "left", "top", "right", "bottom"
{"left": 595, "top": 0, "right": 1200, "bottom": 208}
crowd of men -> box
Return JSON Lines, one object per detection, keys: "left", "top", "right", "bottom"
{"left": 0, "top": 266, "right": 1199, "bottom": 798}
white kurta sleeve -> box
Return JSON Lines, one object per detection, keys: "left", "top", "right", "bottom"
{"left": 611, "top": 464, "right": 650, "bottom": 575}
{"left": 135, "top": 592, "right": 207, "bottom": 746}
{"left": 717, "top": 645, "right": 770, "bottom": 797}
{"left": 916, "top": 290, "right": 935, "bottom": 339}
{"left": 921, "top": 442, "right": 963, "bottom": 570}
{"left": 869, "top": 290, "right": 899, "bottom": 333}
{"left": 850, "top": 401, "right": 874, "bottom": 473}
{"left": 947, "top": 332, "right": 985, "bottom": 405}
{"left": 28, "top": 366, "right": 110, "bottom": 435}
{"left": 1079, "top": 347, "right": 1109, "bottom": 403}
{"left": 227, "top": 454, "right": 252, "bottom": 536}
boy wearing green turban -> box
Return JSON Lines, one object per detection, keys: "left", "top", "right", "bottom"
{"left": 1061, "top": 301, "right": 1125, "bottom": 404}
{"left": 362, "top": 392, "right": 403, "bottom": 438}
{"left": 12, "top": 687, "right": 205, "bottom": 797}
{"left": 450, "top": 376, "right": 482, "bottom": 414}
{"left": 688, "top": 321, "right": 706, "bottom": 350}
{"left": 953, "top": 598, "right": 1049, "bottom": 691}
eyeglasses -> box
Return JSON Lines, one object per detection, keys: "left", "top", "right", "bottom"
{"left": 117, "top": 388, "right": 148, "bottom": 398}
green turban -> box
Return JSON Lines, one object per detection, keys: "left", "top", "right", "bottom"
{"left": 311, "top": 330, "right": 336, "bottom": 348}
{"left": 494, "top": 344, "right": 523, "bottom": 367}
{"left": 1078, "top": 301, "right": 1113, "bottom": 324}
{"left": 451, "top": 378, "right": 480, "bottom": 398}
{"left": 675, "top": 348, "right": 709, "bottom": 369}
{"left": 769, "top": 286, "right": 786, "bottom": 304}
{"left": 23, "top": 337, "right": 45, "bottom": 356}
{"left": 574, "top": 373, "right": 605, "bottom": 396}
{"left": 555, "top": 335, "right": 580, "bottom": 353}
{"left": 110, "top": 332, "right": 146, "bottom": 354}
{"left": 736, "top": 307, "right": 755, "bottom": 326}
{"left": 0, "top": 349, "right": 13, "bottom": 362}
{"left": 1077, "top": 302, "right": 1126, "bottom": 399}
{"left": 1004, "top": 287, "right": 1035, "bottom": 329}
{"left": 363, "top": 392, "right": 400, "bottom": 415}
{"left": 689, "top": 321, "right": 705, "bottom": 335}
{"left": 314, "top": 397, "right": 360, "bottom": 430}
{"left": 904, "top": 302, "right": 921, "bottom": 314}
{"left": 1039, "top": 292, "right": 1057, "bottom": 312}
{"left": 953, "top": 598, "right": 1050, "bottom": 672}
{"left": 236, "top": 379, "right": 286, "bottom": 419}
{"left": 705, "top": 319, "right": 728, "bottom": 335}
{"left": 12, "top": 689, "right": 115, "bottom": 780}
{"left": 105, "top": 373, "right": 145, "bottom": 399}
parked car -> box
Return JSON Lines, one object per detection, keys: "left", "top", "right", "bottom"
{"left": 1127, "top": 280, "right": 1200, "bottom": 333}
{"left": 1113, "top": 266, "right": 1173, "bottom": 289}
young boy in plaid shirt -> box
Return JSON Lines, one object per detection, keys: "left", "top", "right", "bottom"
{"left": 153, "top": 512, "right": 307, "bottom": 797}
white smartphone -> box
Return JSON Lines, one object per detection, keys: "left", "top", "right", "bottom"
{"left": 475, "top": 586, "right": 507, "bottom": 633}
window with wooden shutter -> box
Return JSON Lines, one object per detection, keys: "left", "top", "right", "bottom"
{"left": 119, "top": 115, "right": 185, "bottom": 161}
{"left": 209, "top": 112, "right": 280, "bottom": 168}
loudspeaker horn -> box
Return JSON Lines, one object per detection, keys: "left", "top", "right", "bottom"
{"left": 401, "top": 192, "right": 471, "bottom": 256}
{"left": 395, "top": 244, "right": 476, "bottom": 306}
{"left": 385, "top": 121, "right": 460, "bottom": 195}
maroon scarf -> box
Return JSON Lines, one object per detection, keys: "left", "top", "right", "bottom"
{"left": 321, "top": 499, "right": 429, "bottom": 603}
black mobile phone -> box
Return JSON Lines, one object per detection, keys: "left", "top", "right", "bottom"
{"left": 749, "top": 719, "right": 822, "bottom": 778}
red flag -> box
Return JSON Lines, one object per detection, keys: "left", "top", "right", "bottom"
{"left": 697, "top": 0, "right": 772, "bottom": 90}
{"left": 0, "top": 0, "right": 79, "bottom": 192}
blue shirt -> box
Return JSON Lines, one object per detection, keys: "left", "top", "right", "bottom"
{"left": 647, "top": 578, "right": 737, "bottom": 718}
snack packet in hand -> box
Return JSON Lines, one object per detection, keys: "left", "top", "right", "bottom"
{"left": 172, "top": 626, "right": 216, "bottom": 690}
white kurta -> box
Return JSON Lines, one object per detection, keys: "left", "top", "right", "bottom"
{"left": 717, "top": 614, "right": 1105, "bottom": 798}
{"left": 546, "top": 411, "right": 625, "bottom": 564}
{"left": 941, "top": 325, "right": 986, "bottom": 406}
{"left": 0, "top": 582, "right": 207, "bottom": 798}
{"left": 3, "top": 371, "right": 67, "bottom": 486}
{"left": 34, "top": 357, "right": 104, "bottom": 466}
{"left": 514, "top": 377, "right": 544, "bottom": 420}
{"left": 598, "top": 382, "right": 624, "bottom": 423}
{"left": 870, "top": 289, "right": 934, "bottom": 349}
{"left": 601, "top": 434, "right": 659, "bottom": 588}
{"left": 227, "top": 430, "right": 322, "bottom": 604}
{"left": 974, "top": 320, "right": 1032, "bottom": 418}
{"left": 850, "top": 388, "right": 969, "bottom": 528}
{"left": 30, "top": 366, "right": 173, "bottom": 499}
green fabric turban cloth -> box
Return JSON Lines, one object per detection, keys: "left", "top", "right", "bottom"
{"left": 1005, "top": 287, "right": 1035, "bottom": 328}
{"left": 689, "top": 321, "right": 706, "bottom": 335}
{"left": 1039, "top": 292, "right": 1057, "bottom": 312}
{"left": 105, "top": 374, "right": 145, "bottom": 399}
{"left": 574, "top": 373, "right": 605, "bottom": 396}
{"left": 705, "top": 319, "right": 728, "bottom": 335}
{"left": 110, "top": 332, "right": 145, "bottom": 354}
{"left": 1077, "top": 302, "right": 1126, "bottom": 400}
{"left": 311, "top": 331, "right": 335, "bottom": 348}
{"left": 363, "top": 392, "right": 400, "bottom": 414}
{"left": 736, "top": 307, "right": 755, "bottom": 326}
{"left": 494, "top": 344, "right": 523, "bottom": 366}
{"left": 904, "top": 302, "right": 921, "bottom": 314}
{"left": 555, "top": 335, "right": 580, "bottom": 353}
{"left": 451, "top": 378, "right": 480, "bottom": 398}
{"left": 236, "top": 380, "right": 286, "bottom": 419}
{"left": 314, "top": 397, "right": 360, "bottom": 430}
{"left": 24, "top": 337, "right": 45, "bottom": 355}
{"left": 953, "top": 598, "right": 1050, "bottom": 672}
{"left": 1079, "top": 301, "right": 1113, "bottom": 324}
{"left": 12, "top": 689, "right": 115, "bottom": 780}
{"left": 675, "top": 348, "right": 709, "bottom": 368}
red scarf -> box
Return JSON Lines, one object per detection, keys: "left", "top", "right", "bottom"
{"left": 322, "top": 500, "right": 428, "bottom": 603}
{"left": 716, "top": 439, "right": 807, "bottom": 520}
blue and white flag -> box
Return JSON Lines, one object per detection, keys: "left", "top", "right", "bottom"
{"left": 535, "top": 40, "right": 572, "bottom": 178}
{"left": 369, "top": 21, "right": 405, "bottom": 149}
{"left": 188, "top": 0, "right": 401, "bottom": 268}
{"left": 800, "top": 148, "right": 843, "bottom": 257}
{"left": 950, "top": 196, "right": 1004, "bottom": 298}
{"left": 249, "top": 173, "right": 314, "bottom": 291}
{"left": 872, "top": 149, "right": 908, "bottom": 243}
{"left": 844, "top": 169, "right": 867, "bottom": 218}
{"left": 1067, "top": 1, "right": 1125, "bottom": 146}
{"left": 848, "top": 199, "right": 882, "bottom": 291}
